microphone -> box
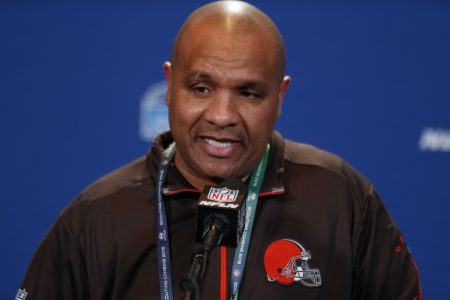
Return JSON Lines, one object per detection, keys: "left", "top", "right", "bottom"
{"left": 181, "top": 179, "right": 248, "bottom": 300}
{"left": 196, "top": 178, "right": 248, "bottom": 250}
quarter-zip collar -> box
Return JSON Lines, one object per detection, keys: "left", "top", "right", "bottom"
{"left": 146, "top": 131, "right": 285, "bottom": 198}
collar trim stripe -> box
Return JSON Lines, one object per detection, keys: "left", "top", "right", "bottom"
{"left": 162, "top": 188, "right": 200, "bottom": 195}
{"left": 259, "top": 190, "right": 284, "bottom": 197}
{"left": 163, "top": 189, "right": 284, "bottom": 197}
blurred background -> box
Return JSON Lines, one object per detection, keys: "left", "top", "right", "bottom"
{"left": 1, "top": 0, "right": 449, "bottom": 298}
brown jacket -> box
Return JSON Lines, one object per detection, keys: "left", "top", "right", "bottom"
{"left": 20, "top": 131, "right": 421, "bottom": 299}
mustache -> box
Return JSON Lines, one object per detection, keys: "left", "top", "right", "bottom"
{"left": 195, "top": 125, "right": 245, "bottom": 142}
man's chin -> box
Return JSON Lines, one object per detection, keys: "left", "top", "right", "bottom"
{"left": 200, "top": 165, "right": 248, "bottom": 182}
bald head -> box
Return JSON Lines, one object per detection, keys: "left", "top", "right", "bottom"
{"left": 163, "top": 1, "right": 291, "bottom": 188}
{"left": 171, "top": 1, "right": 286, "bottom": 82}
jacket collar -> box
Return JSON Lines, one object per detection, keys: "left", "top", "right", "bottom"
{"left": 147, "top": 131, "right": 285, "bottom": 197}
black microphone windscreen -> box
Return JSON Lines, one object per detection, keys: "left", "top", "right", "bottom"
{"left": 196, "top": 179, "right": 248, "bottom": 247}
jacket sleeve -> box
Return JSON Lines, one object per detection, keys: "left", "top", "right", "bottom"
{"left": 18, "top": 213, "right": 89, "bottom": 300}
{"left": 351, "top": 185, "right": 421, "bottom": 300}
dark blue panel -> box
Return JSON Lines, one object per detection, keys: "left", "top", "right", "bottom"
{"left": 1, "top": 1, "right": 449, "bottom": 298}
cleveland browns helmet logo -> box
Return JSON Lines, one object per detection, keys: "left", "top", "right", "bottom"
{"left": 264, "top": 239, "right": 321, "bottom": 287}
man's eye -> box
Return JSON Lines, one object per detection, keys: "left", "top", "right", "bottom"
{"left": 240, "top": 90, "right": 259, "bottom": 99}
{"left": 193, "top": 86, "right": 211, "bottom": 96}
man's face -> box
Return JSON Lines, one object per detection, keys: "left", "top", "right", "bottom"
{"left": 165, "top": 23, "right": 289, "bottom": 186}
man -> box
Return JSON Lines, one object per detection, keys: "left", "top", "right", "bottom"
{"left": 19, "top": 1, "right": 420, "bottom": 299}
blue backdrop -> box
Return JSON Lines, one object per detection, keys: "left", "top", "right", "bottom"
{"left": 1, "top": 0, "right": 449, "bottom": 298}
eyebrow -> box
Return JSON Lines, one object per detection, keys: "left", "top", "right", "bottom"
{"left": 236, "top": 80, "right": 268, "bottom": 92}
{"left": 186, "top": 70, "right": 268, "bottom": 91}
{"left": 186, "top": 71, "right": 213, "bottom": 82}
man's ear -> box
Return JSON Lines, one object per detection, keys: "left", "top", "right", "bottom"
{"left": 163, "top": 61, "right": 172, "bottom": 106}
{"left": 276, "top": 75, "right": 291, "bottom": 118}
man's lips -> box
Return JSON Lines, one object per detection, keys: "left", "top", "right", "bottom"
{"left": 204, "top": 138, "right": 232, "bottom": 148}
{"left": 200, "top": 136, "right": 240, "bottom": 157}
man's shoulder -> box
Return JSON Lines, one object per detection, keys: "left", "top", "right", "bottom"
{"left": 60, "top": 156, "right": 152, "bottom": 232}
{"left": 77, "top": 155, "right": 150, "bottom": 201}
{"left": 283, "top": 138, "right": 370, "bottom": 188}
{"left": 284, "top": 139, "right": 345, "bottom": 172}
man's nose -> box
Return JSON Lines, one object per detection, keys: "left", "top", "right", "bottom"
{"left": 203, "top": 91, "right": 239, "bottom": 128}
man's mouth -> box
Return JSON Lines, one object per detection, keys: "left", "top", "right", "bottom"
{"left": 204, "top": 138, "right": 232, "bottom": 148}
{"left": 201, "top": 137, "right": 239, "bottom": 157}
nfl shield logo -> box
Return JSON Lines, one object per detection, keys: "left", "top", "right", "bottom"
{"left": 207, "top": 187, "right": 239, "bottom": 202}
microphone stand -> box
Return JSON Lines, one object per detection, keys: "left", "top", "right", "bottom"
{"left": 181, "top": 217, "right": 229, "bottom": 300}
{"left": 180, "top": 251, "right": 207, "bottom": 300}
